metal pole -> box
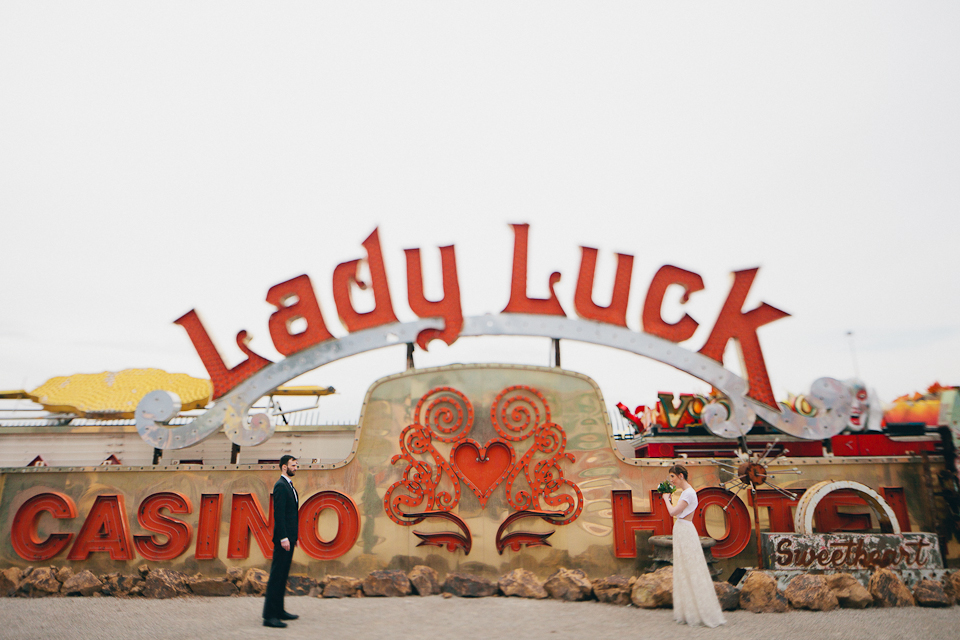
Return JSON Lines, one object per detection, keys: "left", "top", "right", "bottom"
{"left": 751, "top": 485, "right": 764, "bottom": 569}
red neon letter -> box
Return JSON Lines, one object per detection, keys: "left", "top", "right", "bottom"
{"left": 502, "top": 224, "right": 565, "bottom": 316}
{"left": 610, "top": 490, "right": 672, "bottom": 558}
{"left": 11, "top": 492, "right": 77, "bottom": 561}
{"left": 752, "top": 489, "right": 799, "bottom": 533}
{"left": 698, "top": 268, "right": 789, "bottom": 408}
{"left": 267, "top": 274, "right": 334, "bottom": 356}
{"left": 67, "top": 495, "right": 135, "bottom": 561}
{"left": 692, "top": 487, "right": 751, "bottom": 559}
{"left": 134, "top": 492, "right": 193, "bottom": 561}
{"left": 574, "top": 247, "right": 633, "bottom": 327}
{"left": 194, "top": 494, "right": 223, "bottom": 560}
{"left": 298, "top": 492, "right": 360, "bottom": 560}
{"left": 404, "top": 245, "right": 463, "bottom": 349}
{"left": 814, "top": 490, "right": 871, "bottom": 532}
{"left": 174, "top": 310, "right": 272, "bottom": 399}
{"left": 881, "top": 487, "right": 911, "bottom": 532}
{"left": 642, "top": 265, "right": 704, "bottom": 343}
{"left": 332, "top": 228, "right": 399, "bottom": 332}
{"left": 227, "top": 493, "right": 274, "bottom": 559}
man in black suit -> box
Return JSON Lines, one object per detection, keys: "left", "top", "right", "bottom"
{"left": 263, "top": 455, "right": 300, "bottom": 628}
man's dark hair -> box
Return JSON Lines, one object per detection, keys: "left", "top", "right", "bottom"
{"left": 279, "top": 455, "right": 297, "bottom": 469}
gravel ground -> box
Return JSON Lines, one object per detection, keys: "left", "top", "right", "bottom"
{"left": 1, "top": 597, "right": 958, "bottom": 640}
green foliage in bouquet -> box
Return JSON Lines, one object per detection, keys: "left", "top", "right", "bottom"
{"left": 657, "top": 480, "right": 676, "bottom": 494}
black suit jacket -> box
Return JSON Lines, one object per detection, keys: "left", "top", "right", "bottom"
{"left": 272, "top": 476, "right": 299, "bottom": 547}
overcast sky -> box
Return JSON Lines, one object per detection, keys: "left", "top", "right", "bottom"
{"left": 2, "top": 3, "right": 958, "bottom": 423}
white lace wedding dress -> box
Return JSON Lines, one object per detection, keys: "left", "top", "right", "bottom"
{"left": 672, "top": 515, "right": 726, "bottom": 627}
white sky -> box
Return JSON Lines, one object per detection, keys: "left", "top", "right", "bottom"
{"left": 2, "top": 3, "right": 958, "bottom": 424}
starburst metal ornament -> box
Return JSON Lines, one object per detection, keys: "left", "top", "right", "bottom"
{"left": 709, "top": 438, "right": 802, "bottom": 568}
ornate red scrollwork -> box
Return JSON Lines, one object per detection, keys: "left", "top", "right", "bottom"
{"left": 383, "top": 387, "right": 473, "bottom": 524}
{"left": 494, "top": 386, "right": 583, "bottom": 525}
{"left": 386, "top": 384, "right": 582, "bottom": 543}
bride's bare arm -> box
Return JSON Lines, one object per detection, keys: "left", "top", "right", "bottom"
{"left": 662, "top": 494, "right": 688, "bottom": 517}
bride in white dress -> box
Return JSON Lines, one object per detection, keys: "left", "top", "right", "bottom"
{"left": 661, "top": 464, "right": 726, "bottom": 628}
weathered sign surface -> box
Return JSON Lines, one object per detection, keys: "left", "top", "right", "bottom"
{"left": 761, "top": 532, "right": 942, "bottom": 572}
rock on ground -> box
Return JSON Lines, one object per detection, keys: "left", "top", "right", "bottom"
{"left": 1, "top": 567, "right": 22, "bottom": 597}
{"left": 912, "top": 579, "right": 950, "bottom": 608}
{"left": 544, "top": 568, "right": 593, "bottom": 602}
{"left": 142, "top": 569, "right": 188, "bottom": 599}
{"left": 241, "top": 569, "right": 269, "bottom": 596}
{"left": 630, "top": 567, "right": 672, "bottom": 609}
{"left": 714, "top": 581, "right": 740, "bottom": 611}
{"left": 55, "top": 567, "right": 74, "bottom": 584}
{"left": 286, "top": 575, "right": 316, "bottom": 596}
{"left": 225, "top": 567, "right": 244, "bottom": 586}
{"left": 739, "top": 571, "right": 789, "bottom": 613}
{"left": 785, "top": 574, "right": 838, "bottom": 611}
{"left": 62, "top": 570, "right": 103, "bottom": 597}
{"left": 825, "top": 573, "right": 873, "bottom": 609}
{"left": 869, "top": 568, "right": 915, "bottom": 608}
{"left": 100, "top": 573, "right": 144, "bottom": 597}
{"left": 188, "top": 578, "right": 238, "bottom": 597}
{"left": 362, "top": 570, "right": 412, "bottom": 597}
{"left": 499, "top": 569, "right": 548, "bottom": 599}
{"left": 18, "top": 567, "right": 61, "bottom": 598}
{"left": 408, "top": 566, "right": 440, "bottom": 596}
{"left": 592, "top": 575, "right": 632, "bottom": 605}
{"left": 322, "top": 576, "right": 362, "bottom": 598}
{"left": 441, "top": 573, "right": 498, "bottom": 598}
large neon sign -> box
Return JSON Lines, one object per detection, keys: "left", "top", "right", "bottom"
{"left": 136, "top": 224, "right": 855, "bottom": 449}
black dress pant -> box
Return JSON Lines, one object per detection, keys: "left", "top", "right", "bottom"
{"left": 263, "top": 544, "right": 293, "bottom": 619}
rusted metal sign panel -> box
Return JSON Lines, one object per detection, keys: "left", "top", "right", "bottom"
{"left": 761, "top": 532, "right": 942, "bottom": 572}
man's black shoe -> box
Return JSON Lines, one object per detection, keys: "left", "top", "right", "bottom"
{"left": 279, "top": 612, "right": 299, "bottom": 621}
{"left": 263, "top": 618, "right": 288, "bottom": 628}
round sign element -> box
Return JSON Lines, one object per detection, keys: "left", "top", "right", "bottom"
{"left": 793, "top": 480, "right": 901, "bottom": 535}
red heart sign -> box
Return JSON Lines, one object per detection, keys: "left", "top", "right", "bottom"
{"left": 451, "top": 439, "right": 514, "bottom": 508}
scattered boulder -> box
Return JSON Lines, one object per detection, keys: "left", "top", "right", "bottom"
{"left": 225, "top": 567, "right": 244, "bottom": 586}
{"left": 913, "top": 579, "right": 951, "bottom": 608}
{"left": 784, "top": 574, "right": 838, "bottom": 611}
{"left": 363, "top": 570, "right": 412, "bottom": 597}
{"left": 323, "top": 576, "right": 362, "bottom": 598}
{"left": 544, "top": 568, "right": 593, "bottom": 602}
{"left": 714, "top": 582, "right": 740, "bottom": 611}
{"left": 825, "top": 573, "right": 873, "bottom": 609}
{"left": 869, "top": 568, "right": 915, "bottom": 608}
{"left": 240, "top": 568, "right": 269, "bottom": 596}
{"left": 499, "top": 569, "right": 548, "bottom": 599}
{"left": 739, "top": 571, "right": 789, "bottom": 613}
{"left": 1, "top": 567, "right": 22, "bottom": 597}
{"left": 142, "top": 569, "right": 188, "bottom": 599}
{"left": 55, "top": 566, "right": 74, "bottom": 584}
{"left": 62, "top": 570, "right": 102, "bottom": 597}
{"left": 408, "top": 565, "right": 440, "bottom": 596}
{"left": 441, "top": 573, "right": 498, "bottom": 598}
{"left": 18, "top": 567, "right": 61, "bottom": 597}
{"left": 592, "top": 575, "right": 632, "bottom": 605}
{"left": 630, "top": 567, "right": 672, "bottom": 609}
{"left": 188, "top": 577, "right": 238, "bottom": 597}
{"left": 99, "top": 573, "right": 144, "bottom": 597}
{"left": 286, "top": 575, "right": 316, "bottom": 596}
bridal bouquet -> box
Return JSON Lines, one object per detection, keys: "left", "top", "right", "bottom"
{"left": 656, "top": 480, "right": 675, "bottom": 494}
